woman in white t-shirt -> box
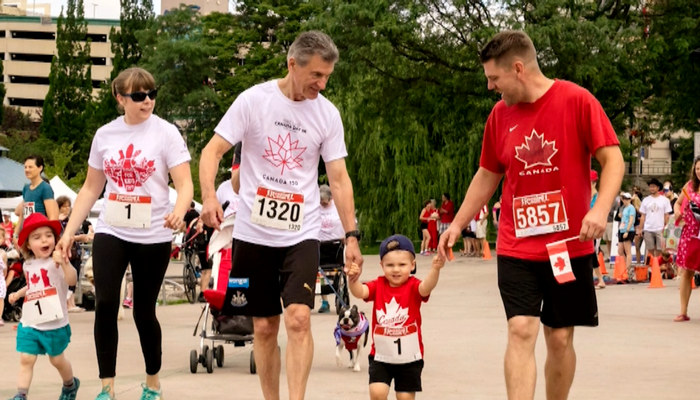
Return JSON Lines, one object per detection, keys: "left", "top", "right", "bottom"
{"left": 317, "top": 184, "right": 344, "bottom": 313}
{"left": 57, "top": 67, "right": 193, "bottom": 400}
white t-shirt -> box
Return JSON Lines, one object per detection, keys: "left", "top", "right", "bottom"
{"left": 216, "top": 179, "right": 240, "bottom": 219}
{"left": 89, "top": 115, "right": 191, "bottom": 243}
{"left": 639, "top": 195, "right": 672, "bottom": 232}
{"left": 214, "top": 80, "right": 348, "bottom": 247}
{"left": 319, "top": 201, "right": 344, "bottom": 242}
{"left": 21, "top": 258, "right": 69, "bottom": 330}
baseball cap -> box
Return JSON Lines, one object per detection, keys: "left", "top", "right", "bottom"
{"left": 621, "top": 192, "right": 632, "bottom": 200}
{"left": 648, "top": 178, "right": 663, "bottom": 188}
{"left": 2, "top": 210, "right": 10, "bottom": 217}
{"left": 379, "top": 234, "right": 415, "bottom": 260}
{"left": 590, "top": 170, "right": 598, "bottom": 182}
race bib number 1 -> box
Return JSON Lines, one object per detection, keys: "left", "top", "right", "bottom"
{"left": 373, "top": 323, "right": 422, "bottom": 364}
{"left": 105, "top": 193, "right": 152, "bottom": 228}
{"left": 513, "top": 191, "right": 569, "bottom": 238}
{"left": 251, "top": 187, "right": 304, "bottom": 231}
{"left": 22, "top": 288, "right": 64, "bottom": 326}
{"left": 23, "top": 202, "right": 35, "bottom": 218}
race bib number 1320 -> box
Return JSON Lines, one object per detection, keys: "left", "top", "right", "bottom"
{"left": 251, "top": 187, "right": 304, "bottom": 231}
{"left": 512, "top": 190, "right": 569, "bottom": 238}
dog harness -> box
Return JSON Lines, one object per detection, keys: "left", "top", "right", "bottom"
{"left": 334, "top": 313, "right": 369, "bottom": 351}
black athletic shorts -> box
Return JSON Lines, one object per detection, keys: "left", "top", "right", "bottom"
{"left": 368, "top": 355, "right": 423, "bottom": 392}
{"left": 497, "top": 254, "right": 599, "bottom": 329}
{"left": 462, "top": 229, "right": 476, "bottom": 239}
{"left": 618, "top": 232, "right": 634, "bottom": 242}
{"left": 223, "top": 239, "right": 319, "bottom": 317}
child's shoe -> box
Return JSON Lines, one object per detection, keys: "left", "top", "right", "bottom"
{"left": 122, "top": 298, "right": 133, "bottom": 309}
{"left": 59, "top": 377, "right": 80, "bottom": 400}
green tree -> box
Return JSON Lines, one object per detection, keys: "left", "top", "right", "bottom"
{"left": 40, "top": 0, "right": 93, "bottom": 155}
{"left": 89, "top": 0, "right": 155, "bottom": 133}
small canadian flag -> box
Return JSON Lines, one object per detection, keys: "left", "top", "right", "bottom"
{"left": 546, "top": 239, "right": 577, "bottom": 284}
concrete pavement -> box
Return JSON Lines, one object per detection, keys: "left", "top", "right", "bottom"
{"left": 1, "top": 254, "right": 699, "bottom": 399}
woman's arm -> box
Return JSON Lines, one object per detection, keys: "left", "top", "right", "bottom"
{"left": 44, "top": 199, "right": 59, "bottom": 220}
{"left": 165, "top": 162, "right": 194, "bottom": 230}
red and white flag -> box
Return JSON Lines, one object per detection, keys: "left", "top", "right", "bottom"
{"left": 546, "top": 238, "right": 577, "bottom": 284}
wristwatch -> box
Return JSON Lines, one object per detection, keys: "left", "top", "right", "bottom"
{"left": 345, "top": 230, "right": 361, "bottom": 240}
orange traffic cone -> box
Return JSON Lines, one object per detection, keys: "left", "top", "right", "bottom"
{"left": 692, "top": 274, "right": 697, "bottom": 289}
{"left": 648, "top": 255, "right": 665, "bottom": 289}
{"left": 597, "top": 252, "right": 608, "bottom": 275}
{"left": 482, "top": 239, "right": 492, "bottom": 260}
{"left": 613, "top": 256, "right": 627, "bottom": 282}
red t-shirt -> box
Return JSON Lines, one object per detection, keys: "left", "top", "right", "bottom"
{"left": 479, "top": 80, "right": 619, "bottom": 261}
{"left": 365, "top": 276, "right": 429, "bottom": 359}
{"left": 440, "top": 201, "right": 454, "bottom": 223}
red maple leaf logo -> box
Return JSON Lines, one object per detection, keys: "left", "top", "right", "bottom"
{"left": 30, "top": 273, "right": 40, "bottom": 287}
{"left": 263, "top": 133, "right": 307, "bottom": 175}
{"left": 514, "top": 130, "right": 558, "bottom": 169}
{"left": 104, "top": 144, "right": 157, "bottom": 192}
{"left": 554, "top": 257, "right": 567, "bottom": 272}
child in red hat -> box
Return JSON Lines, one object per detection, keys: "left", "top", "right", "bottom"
{"left": 7, "top": 213, "right": 80, "bottom": 400}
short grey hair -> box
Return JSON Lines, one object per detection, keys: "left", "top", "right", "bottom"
{"left": 288, "top": 31, "right": 339, "bottom": 67}
{"left": 319, "top": 184, "right": 332, "bottom": 202}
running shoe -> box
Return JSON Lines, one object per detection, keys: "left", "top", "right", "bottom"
{"left": 123, "top": 298, "right": 133, "bottom": 309}
{"left": 8, "top": 394, "right": 27, "bottom": 400}
{"left": 318, "top": 301, "right": 330, "bottom": 313}
{"left": 59, "top": 377, "right": 80, "bottom": 400}
{"left": 95, "top": 385, "right": 115, "bottom": 400}
{"left": 140, "top": 383, "right": 163, "bottom": 400}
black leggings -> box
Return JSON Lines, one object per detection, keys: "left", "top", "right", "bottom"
{"left": 92, "top": 233, "right": 171, "bottom": 378}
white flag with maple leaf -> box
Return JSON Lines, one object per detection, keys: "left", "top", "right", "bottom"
{"left": 546, "top": 239, "right": 576, "bottom": 284}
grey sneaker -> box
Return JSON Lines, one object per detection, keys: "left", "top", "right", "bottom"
{"left": 59, "top": 377, "right": 80, "bottom": 400}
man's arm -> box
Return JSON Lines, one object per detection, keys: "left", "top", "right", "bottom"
{"left": 199, "top": 135, "right": 233, "bottom": 229}
{"left": 450, "top": 168, "right": 502, "bottom": 232}
{"left": 638, "top": 214, "right": 646, "bottom": 232}
{"left": 580, "top": 146, "right": 624, "bottom": 240}
{"left": 326, "top": 158, "right": 364, "bottom": 279}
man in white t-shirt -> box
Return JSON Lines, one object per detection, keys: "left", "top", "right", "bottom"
{"left": 199, "top": 31, "right": 363, "bottom": 400}
{"left": 639, "top": 178, "right": 673, "bottom": 258}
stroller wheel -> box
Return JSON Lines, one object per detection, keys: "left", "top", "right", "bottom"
{"left": 201, "top": 345, "right": 209, "bottom": 365}
{"left": 189, "top": 350, "right": 198, "bottom": 373}
{"left": 11, "top": 308, "right": 21, "bottom": 322}
{"left": 215, "top": 345, "right": 224, "bottom": 368}
{"left": 205, "top": 347, "right": 214, "bottom": 373}
{"left": 250, "top": 350, "right": 257, "bottom": 374}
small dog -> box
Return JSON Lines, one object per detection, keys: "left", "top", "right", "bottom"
{"left": 334, "top": 304, "right": 369, "bottom": 372}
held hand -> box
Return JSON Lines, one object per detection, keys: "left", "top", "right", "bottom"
{"left": 9, "top": 292, "right": 18, "bottom": 304}
{"left": 438, "top": 225, "right": 461, "bottom": 261}
{"left": 56, "top": 233, "right": 75, "bottom": 263}
{"left": 344, "top": 238, "right": 363, "bottom": 282}
{"left": 163, "top": 211, "right": 185, "bottom": 231}
{"left": 623, "top": 232, "right": 628, "bottom": 239}
{"left": 201, "top": 198, "right": 223, "bottom": 231}
{"left": 579, "top": 207, "right": 606, "bottom": 242}
{"left": 347, "top": 262, "right": 361, "bottom": 280}
{"left": 53, "top": 248, "right": 64, "bottom": 266}
{"left": 432, "top": 256, "right": 445, "bottom": 270}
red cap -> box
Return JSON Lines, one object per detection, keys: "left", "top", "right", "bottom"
{"left": 18, "top": 213, "right": 62, "bottom": 247}
{"left": 590, "top": 170, "right": 598, "bottom": 182}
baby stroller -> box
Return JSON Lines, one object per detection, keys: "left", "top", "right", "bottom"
{"left": 316, "top": 240, "right": 350, "bottom": 315}
{"left": 3, "top": 255, "right": 25, "bottom": 322}
{"left": 189, "top": 213, "right": 255, "bottom": 374}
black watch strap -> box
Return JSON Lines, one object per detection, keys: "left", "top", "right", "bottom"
{"left": 345, "top": 230, "right": 361, "bottom": 240}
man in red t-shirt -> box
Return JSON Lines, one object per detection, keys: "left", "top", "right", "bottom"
{"left": 438, "top": 31, "right": 624, "bottom": 400}
{"left": 438, "top": 193, "right": 454, "bottom": 236}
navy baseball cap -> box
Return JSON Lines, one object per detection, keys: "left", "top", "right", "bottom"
{"left": 379, "top": 234, "right": 415, "bottom": 260}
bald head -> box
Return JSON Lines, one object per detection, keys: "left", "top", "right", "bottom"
{"left": 480, "top": 30, "right": 538, "bottom": 68}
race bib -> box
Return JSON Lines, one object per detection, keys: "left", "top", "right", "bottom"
{"left": 513, "top": 190, "right": 569, "bottom": 238}
{"left": 23, "top": 202, "right": 35, "bottom": 218}
{"left": 251, "top": 187, "right": 304, "bottom": 231}
{"left": 22, "top": 288, "right": 64, "bottom": 326}
{"left": 105, "top": 193, "right": 152, "bottom": 228}
{"left": 373, "top": 323, "right": 422, "bottom": 364}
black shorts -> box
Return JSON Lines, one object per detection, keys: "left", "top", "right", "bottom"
{"left": 420, "top": 222, "right": 428, "bottom": 231}
{"left": 223, "top": 239, "right": 319, "bottom": 317}
{"left": 462, "top": 230, "right": 476, "bottom": 239}
{"left": 497, "top": 254, "right": 598, "bottom": 329}
{"left": 368, "top": 355, "right": 423, "bottom": 392}
{"left": 618, "top": 232, "right": 634, "bottom": 242}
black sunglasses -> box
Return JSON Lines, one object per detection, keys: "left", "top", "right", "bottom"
{"left": 121, "top": 89, "right": 158, "bottom": 102}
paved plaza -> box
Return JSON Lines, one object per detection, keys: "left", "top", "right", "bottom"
{"left": 1, "top": 254, "right": 699, "bottom": 399}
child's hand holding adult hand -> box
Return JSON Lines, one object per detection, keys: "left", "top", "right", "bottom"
{"left": 432, "top": 256, "right": 445, "bottom": 270}
{"left": 347, "top": 263, "right": 360, "bottom": 280}
{"left": 9, "top": 292, "right": 19, "bottom": 304}
{"left": 53, "top": 249, "right": 64, "bottom": 266}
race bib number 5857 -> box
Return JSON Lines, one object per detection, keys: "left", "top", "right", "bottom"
{"left": 251, "top": 187, "right": 304, "bottom": 231}
{"left": 513, "top": 191, "right": 569, "bottom": 238}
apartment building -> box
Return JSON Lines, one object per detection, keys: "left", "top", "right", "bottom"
{"left": 0, "top": 14, "right": 119, "bottom": 118}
